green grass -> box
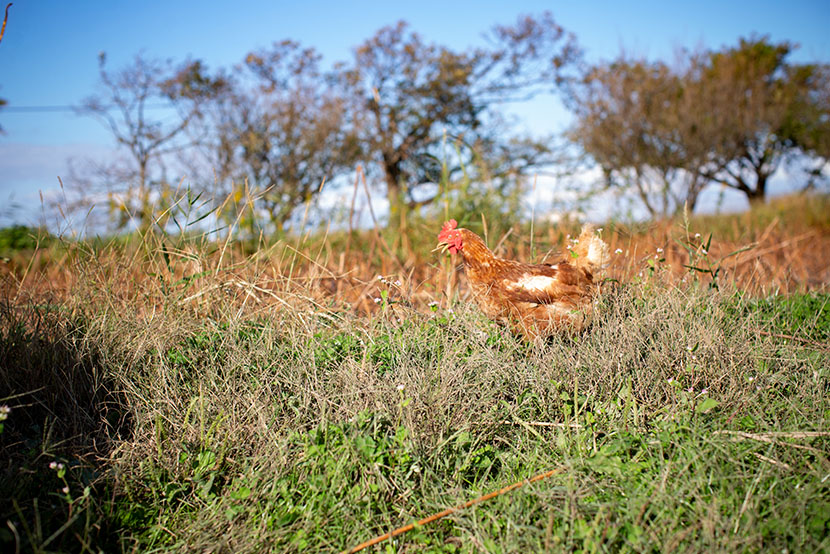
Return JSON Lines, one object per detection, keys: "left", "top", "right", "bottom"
{"left": 738, "top": 292, "right": 830, "bottom": 343}
{"left": 1, "top": 196, "right": 829, "bottom": 552}
{"left": 1, "top": 266, "right": 828, "bottom": 552}
{"left": 0, "top": 225, "right": 53, "bottom": 258}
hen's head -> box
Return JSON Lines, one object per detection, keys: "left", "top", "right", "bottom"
{"left": 437, "top": 219, "right": 464, "bottom": 254}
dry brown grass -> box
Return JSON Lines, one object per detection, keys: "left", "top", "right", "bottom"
{"left": 2, "top": 194, "right": 827, "bottom": 323}
{"left": 0, "top": 193, "right": 828, "bottom": 553}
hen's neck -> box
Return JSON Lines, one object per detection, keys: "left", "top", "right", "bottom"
{"left": 459, "top": 231, "right": 497, "bottom": 272}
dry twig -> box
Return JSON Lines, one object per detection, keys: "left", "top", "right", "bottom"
{"left": 714, "top": 430, "right": 829, "bottom": 459}
{"left": 752, "top": 452, "right": 792, "bottom": 470}
{"left": 342, "top": 466, "right": 565, "bottom": 553}
{"left": 757, "top": 330, "right": 830, "bottom": 352}
{"left": 0, "top": 4, "right": 11, "bottom": 45}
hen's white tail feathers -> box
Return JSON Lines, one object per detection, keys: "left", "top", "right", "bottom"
{"left": 574, "top": 225, "right": 609, "bottom": 274}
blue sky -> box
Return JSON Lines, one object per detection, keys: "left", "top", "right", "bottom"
{"left": 1, "top": 0, "right": 829, "bottom": 226}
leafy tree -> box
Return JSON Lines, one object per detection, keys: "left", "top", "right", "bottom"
{"left": 694, "top": 37, "right": 816, "bottom": 203}
{"left": 781, "top": 62, "right": 830, "bottom": 189}
{"left": 186, "top": 41, "right": 361, "bottom": 232}
{"left": 338, "top": 13, "right": 580, "bottom": 227}
{"left": 568, "top": 37, "right": 830, "bottom": 215}
{"left": 568, "top": 58, "right": 709, "bottom": 217}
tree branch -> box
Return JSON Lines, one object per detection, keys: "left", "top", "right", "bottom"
{"left": 0, "top": 3, "right": 10, "bottom": 45}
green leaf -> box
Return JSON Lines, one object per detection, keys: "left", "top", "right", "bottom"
{"left": 696, "top": 397, "right": 719, "bottom": 413}
{"left": 231, "top": 486, "right": 252, "bottom": 500}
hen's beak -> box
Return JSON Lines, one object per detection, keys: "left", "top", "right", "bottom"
{"left": 432, "top": 241, "right": 449, "bottom": 253}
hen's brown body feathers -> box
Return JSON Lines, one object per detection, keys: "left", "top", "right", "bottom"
{"left": 438, "top": 222, "right": 608, "bottom": 340}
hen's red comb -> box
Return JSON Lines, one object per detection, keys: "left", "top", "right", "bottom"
{"left": 441, "top": 219, "right": 458, "bottom": 233}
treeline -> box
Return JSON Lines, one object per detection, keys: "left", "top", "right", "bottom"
{"left": 568, "top": 38, "right": 830, "bottom": 217}
{"left": 56, "top": 13, "right": 830, "bottom": 231}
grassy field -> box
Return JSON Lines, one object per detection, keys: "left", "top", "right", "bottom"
{"left": 1, "top": 194, "right": 828, "bottom": 552}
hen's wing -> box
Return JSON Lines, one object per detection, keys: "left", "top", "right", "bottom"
{"left": 496, "top": 261, "right": 594, "bottom": 305}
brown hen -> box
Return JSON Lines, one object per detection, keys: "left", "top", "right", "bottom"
{"left": 436, "top": 220, "right": 609, "bottom": 340}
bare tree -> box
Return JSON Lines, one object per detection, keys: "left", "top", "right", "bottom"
{"left": 72, "top": 53, "right": 224, "bottom": 230}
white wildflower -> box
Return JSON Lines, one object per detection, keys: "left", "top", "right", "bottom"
{"left": 373, "top": 297, "right": 382, "bottom": 304}
{"left": 396, "top": 384, "right": 405, "bottom": 392}
{"left": 656, "top": 247, "right": 663, "bottom": 253}
{"left": 615, "top": 248, "right": 623, "bottom": 254}
{"left": 62, "top": 486, "right": 70, "bottom": 494}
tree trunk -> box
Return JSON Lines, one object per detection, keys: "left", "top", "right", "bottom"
{"left": 747, "top": 172, "right": 768, "bottom": 205}
{"left": 383, "top": 158, "right": 406, "bottom": 224}
{"left": 682, "top": 174, "right": 705, "bottom": 215}
{"left": 383, "top": 160, "right": 413, "bottom": 254}
{"left": 139, "top": 159, "right": 152, "bottom": 231}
